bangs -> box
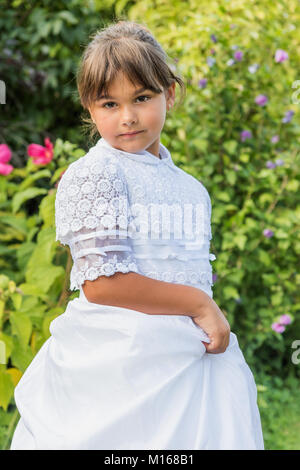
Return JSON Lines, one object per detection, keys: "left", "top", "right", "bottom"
{"left": 78, "top": 37, "right": 173, "bottom": 109}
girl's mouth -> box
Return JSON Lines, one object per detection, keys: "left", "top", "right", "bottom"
{"left": 119, "top": 130, "right": 144, "bottom": 137}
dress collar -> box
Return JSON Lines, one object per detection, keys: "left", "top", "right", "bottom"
{"left": 95, "top": 137, "right": 176, "bottom": 168}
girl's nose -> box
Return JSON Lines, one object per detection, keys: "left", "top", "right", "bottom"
{"left": 121, "top": 108, "right": 138, "bottom": 126}
{"left": 122, "top": 118, "right": 137, "bottom": 126}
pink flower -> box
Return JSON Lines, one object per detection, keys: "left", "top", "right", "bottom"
{"left": 198, "top": 78, "right": 207, "bottom": 89}
{"left": 27, "top": 137, "right": 54, "bottom": 165}
{"left": 263, "top": 228, "right": 274, "bottom": 238}
{"left": 271, "top": 322, "right": 285, "bottom": 333}
{"left": 279, "top": 314, "right": 292, "bottom": 325}
{"left": 271, "top": 135, "right": 279, "bottom": 144}
{"left": 234, "top": 50, "right": 243, "bottom": 61}
{"left": 0, "top": 144, "right": 12, "bottom": 163}
{"left": 240, "top": 130, "right": 252, "bottom": 142}
{"left": 0, "top": 162, "right": 14, "bottom": 175}
{"left": 275, "top": 49, "right": 289, "bottom": 63}
{"left": 0, "top": 144, "right": 14, "bottom": 175}
{"left": 282, "top": 110, "right": 294, "bottom": 123}
{"left": 255, "top": 94, "right": 268, "bottom": 106}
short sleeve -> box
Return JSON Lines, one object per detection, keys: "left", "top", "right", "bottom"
{"left": 55, "top": 153, "right": 140, "bottom": 291}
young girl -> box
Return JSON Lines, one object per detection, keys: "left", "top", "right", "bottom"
{"left": 10, "top": 20, "right": 264, "bottom": 450}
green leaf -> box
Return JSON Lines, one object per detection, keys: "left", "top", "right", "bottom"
{"left": 11, "top": 342, "right": 34, "bottom": 373}
{"left": 0, "top": 333, "right": 13, "bottom": 362}
{"left": 19, "top": 170, "right": 52, "bottom": 190}
{"left": 10, "top": 312, "right": 32, "bottom": 349}
{"left": 216, "top": 191, "right": 231, "bottom": 202}
{"left": 286, "top": 180, "right": 299, "bottom": 192}
{"left": 26, "top": 265, "right": 65, "bottom": 294}
{"left": 234, "top": 234, "right": 247, "bottom": 250}
{"left": 12, "top": 188, "right": 48, "bottom": 214}
{"left": 58, "top": 11, "right": 78, "bottom": 24}
{"left": 239, "top": 153, "right": 250, "bottom": 163}
{"left": 223, "top": 286, "right": 240, "bottom": 300}
{"left": 193, "top": 138, "right": 208, "bottom": 152}
{"left": 0, "top": 216, "right": 28, "bottom": 236}
{"left": 39, "top": 192, "right": 55, "bottom": 227}
{"left": 0, "top": 371, "right": 14, "bottom": 411}
{"left": 223, "top": 140, "right": 238, "bottom": 155}
{"left": 258, "top": 249, "right": 271, "bottom": 266}
{"left": 271, "top": 292, "right": 283, "bottom": 307}
{"left": 226, "top": 170, "right": 237, "bottom": 185}
{"left": 10, "top": 292, "right": 23, "bottom": 311}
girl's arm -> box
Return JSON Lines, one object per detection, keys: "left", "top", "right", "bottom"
{"left": 83, "top": 271, "right": 212, "bottom": 318}
{"left": 83, "top": 272, "right": 231, "bottom": 353}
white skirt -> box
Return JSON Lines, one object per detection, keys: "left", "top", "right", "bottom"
{"left": 10, "top": 289, "right": 264, "bottom": 450}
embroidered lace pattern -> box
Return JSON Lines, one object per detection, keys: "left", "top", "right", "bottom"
{"left": 55, "top": 143, "right": 216, "bottom": 293}
{"left": 55, "top": 151, "right": 140, "bottom": 290}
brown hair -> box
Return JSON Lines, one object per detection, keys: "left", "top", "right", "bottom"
{"left": 76, "top": 19, "right": 186, "bottom": 142}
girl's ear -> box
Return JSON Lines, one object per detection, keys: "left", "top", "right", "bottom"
{"left": 166, "top": 82, "right": 176, "bottom": 108}
{"left": 88, "top": 107, "right": 96, "bottom": 123}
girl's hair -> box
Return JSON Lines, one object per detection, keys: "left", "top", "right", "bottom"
{"left": 76, "top": 19, "right": 186, "bottom": 141}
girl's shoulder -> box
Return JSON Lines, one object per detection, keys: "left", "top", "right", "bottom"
{"left": 57, "top": 144, "right": 125, "bottom": 189}
{"left": 176, "top": 164, "right": 212, "bottom": 206}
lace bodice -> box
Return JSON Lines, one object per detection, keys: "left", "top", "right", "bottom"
{"left": 55, "top": 137, "right": 216, "bottom": 298}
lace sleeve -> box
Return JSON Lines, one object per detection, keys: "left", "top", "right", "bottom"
{"left": 55, "top": 154, "right": 140, "bottom": 290}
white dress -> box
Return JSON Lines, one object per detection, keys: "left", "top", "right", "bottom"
{"left": 10, "top": 137, "right": 264, "bottom": 450}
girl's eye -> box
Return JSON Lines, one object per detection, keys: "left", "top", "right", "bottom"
{"left": 102, "top": 95, "right": 151, "bottom": 109}
{"left": 136, "top": 95, "right": 151, "bottom": 103}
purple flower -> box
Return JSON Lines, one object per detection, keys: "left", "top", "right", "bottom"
{"left": 275, "top": 49, "right": 289, "bottom": 63}
{"left": 272, "top": 322, "right": 286, "bottom": 333}
{"left": 282, "top": 110, "right": 294, "bottom": 123}
{"left": 198, "top": 78, "right": 207, "bottom": 89}
{"left": 210, "top": 34, "right": 217, "bottom": 43}
{"left": 275, "top": 158, "right": 284, "bottom": 166}
{"left": 266, "top": 161, "right": 276, "bottom": 169}
{"left": 279, "top": 314, "right": 292, "bottom": 325}
{"left": 210, "top": 48, "right": 216, "bottom": 55}
{"left": 255, "top": 94, "right": 268, "bottom": 106}
{"left": 240, "top": 130, "right": 252, "bottom": 142}
{"left": 234, "top": 50, "right": 243, "bottom": 61}
{"left": 263, "top": 228, "right": 274, "bottom": 238}
{"left": 212, "top": 273, "right": 218, "bottom": 283}
{"left": 271, "top": 135, "right": 279, "bottom": 143}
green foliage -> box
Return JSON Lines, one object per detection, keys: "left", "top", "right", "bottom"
{"left": 0, "top": 139, "right": 85, "bottom": 418}
{"left": 256, "top": 372, "right": 300, "bottom": 450}
{"left": 0, "top": 0, "right": 118, "bottom": 163}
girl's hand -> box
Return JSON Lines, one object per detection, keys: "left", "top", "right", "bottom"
{"left": 191, "top": 297, "right": 231, "bottom": 354}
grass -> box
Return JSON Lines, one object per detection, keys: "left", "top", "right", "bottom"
{"left": 257, "top": 373, "right": 300, "bottom": 450}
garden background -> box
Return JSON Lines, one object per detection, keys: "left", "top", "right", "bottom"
{"left": 0, "top": 0, "right": 300, "bottom": 450}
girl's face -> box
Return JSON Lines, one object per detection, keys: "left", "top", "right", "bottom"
{"left": 88, "top": 72, "right": 175, "bottom": 158}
